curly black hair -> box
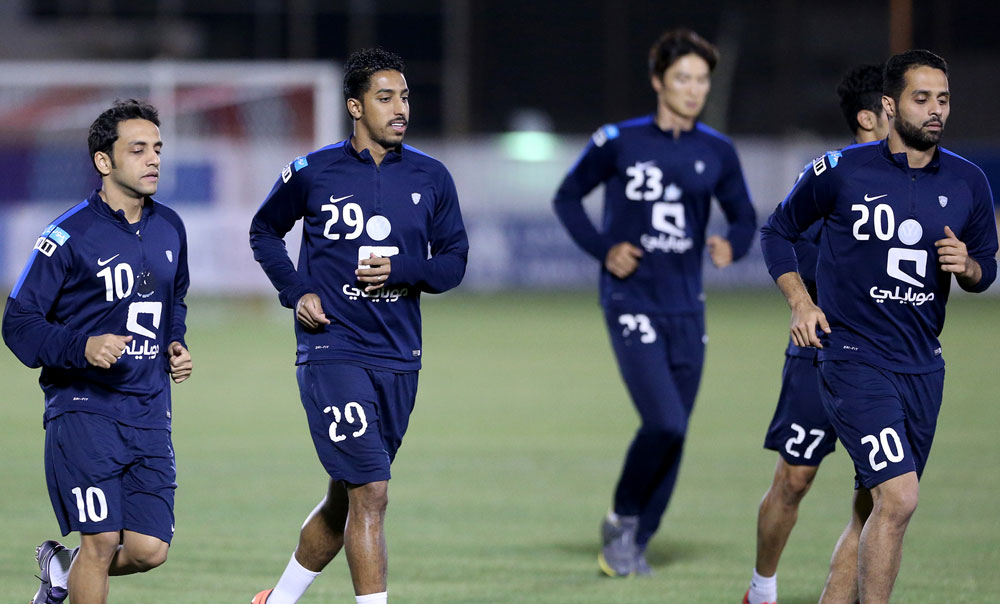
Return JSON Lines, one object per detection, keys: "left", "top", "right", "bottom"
{"left": 836, "top": 64, "right": 884, "bottom": 135}
{"left": 343, "top": 48, "right": 406, "bottom": 103}
{"left": 87, "top": 99, "right": 160, "bottom": 173}
{"left": 883, "top": 49, "right": 948, "bottom": 103}
{"left": 648, "top": 29, "right": 719, "bottom": 78}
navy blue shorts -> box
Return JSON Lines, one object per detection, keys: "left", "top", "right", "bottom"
{"left": 44, "top": 412, "right": 176, "bottom": 544}
{"left": 764, "top": 354, "right": 837, "bottom": 466}
{"left": 603, "top": 310, "right": 705, "bottom": 431}
{"left": 819, "top": 361, "right": 944, "bottom": 489}
{"left": 297, "top": 362, "right": 419, "bottom": 485}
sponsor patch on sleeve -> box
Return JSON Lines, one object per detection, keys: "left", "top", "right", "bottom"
{"left": 281, "top": 163, "right": 293, "bottom": 183}
{"left": 293, "top": 156, "right": 309, "bottom": 171}
{"left": 33, "top": 236, "right": 57, "bottom": 257}
{"left": 591, "top": 124, "right": 620, "bottom": 147}
{"left": 46, "top": 226, "right": 71, "bottom": 246}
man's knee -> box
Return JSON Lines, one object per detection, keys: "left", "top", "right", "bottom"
{"left": 872, "top": 474, "right": 919, "bottom": 525}
{"left": 776, "top": 463, "right": 818, "bottom": 506}
{"left": 79, "top": 532, "right": 122, "bottom": 565}
{"left": 122, "top": 534, "right": 169, "bottom": 571}
{"left": 348, "top": 481, "right": 389, "bottom": 518}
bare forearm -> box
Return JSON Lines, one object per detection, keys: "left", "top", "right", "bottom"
{"left": 775, "top": 272, "right": 812, "bottom": 308}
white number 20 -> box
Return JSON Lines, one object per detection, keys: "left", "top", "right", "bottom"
{"left": 861, "top": 427, "right": 905, "bottom": 471}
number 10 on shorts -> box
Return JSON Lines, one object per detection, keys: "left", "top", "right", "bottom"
{"left": 71, "top": 486, "right": 108, "bottom": 522}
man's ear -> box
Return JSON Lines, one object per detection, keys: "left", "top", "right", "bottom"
{"left": 881, "top": 95, "right": 896, "bottom": 119}
{"left": 347, "top": 98, "right": 363, "bottom": 121}
{"left": 94, "top": 151, "right": 112, "bottom": 176}
{"left": 856, "top": 109, "right": 877, "bottom": 132}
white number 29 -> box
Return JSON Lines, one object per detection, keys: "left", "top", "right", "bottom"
{"left": 322, "top": 203, "right": 364, "bottom": 240}
{"left": 324, "top": 402, "right": 368, "bottom": 443}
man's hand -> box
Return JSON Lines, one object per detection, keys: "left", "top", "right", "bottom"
{"left": 356, "top": 253, "right": 391, "bottom": 293}
{"left": 605, "top": 242, "right": 643, "bottom": 279}
{"left": 706, "top": 235, "right": 733, "bottom": 268}
{"left": 168, "top": 341, "right": 192, "bottom": 383}
{"left": 295, "top": 293, "right": 331, "bottom": 329}
{"left": 936, "top": 225, "right": 981, "bottom": 286}
{"left": 85, "top": 334, "right": 133, "bottom": 369}
{"left": 789, "top": 298, "right": 831, "bottom": 348}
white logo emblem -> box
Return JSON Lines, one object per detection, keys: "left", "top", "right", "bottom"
{"left": 329, "top": 194, "right": 353, "bottom": 204}
{"left": 938, "top": 195, "right": 948, "bottom": 207}
{"left": 34, "top": 237, "right": 57, "bottom": 257}
{"left": 663, "top": 183, "right": 683, "bottom": 202}
{"left": 887, "top": 248, "right": 927, "bottom": 288}
{"left": 411, "top": 192, "right": 421, "bottom": 205}
{"left": 97, "top": 254, "right": 120, "bottom": 267}
{"left": 694, "top": 160, "right": 705, "bottom": 174}
{"left": 897, "top": 219, "right": 923, "bottom": 246}
{"left": 365, "top": 215, "right": 392, "bottom": 241}
{"left": 864, "top": 193, "right": 888, "bottom": 202}
{"left": 281, "top": 164, "right": 293, "bottom": 183}
{"left": 165, "top": 250, "right": 173, "bottom": 263}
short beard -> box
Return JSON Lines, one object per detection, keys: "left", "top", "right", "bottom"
{"left": 895, "top": 116, "right": 942, "bottom": 151}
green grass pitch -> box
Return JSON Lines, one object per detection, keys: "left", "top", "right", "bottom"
{"left": 2, "top": 291, "right": 998, "bottom": 603}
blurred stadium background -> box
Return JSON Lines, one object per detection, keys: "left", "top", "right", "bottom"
{"left": 1, "top": 2, "right": 998, "bottom": 602}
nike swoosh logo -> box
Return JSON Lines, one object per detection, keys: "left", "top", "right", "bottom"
{"left": 97, "top": 254, "right": 120, "bottom": 266}
{"left": 864, "top": 193, "right": 888, "bottom": 202}
{"left": 329, "top": 194, "right": 353, "bottom": 203}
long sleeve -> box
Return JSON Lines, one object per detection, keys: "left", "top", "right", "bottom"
{"left": 249, "top": 170, "right": 311, "bottom": 308}
{"left": 169, "top": 213, "right": 190, "bottom": 347}
{"left": 760, "top": 166, "right": 831, "bottom": 281}
{"left": 714, "top": 143, "right": 758, "bottom": 260}
{"left": 2, "top": 242, "right": 89, "bottom": 369}
{"left": 390, "top": 170, "right": 469, "bottom": 293}
{"left": 958, "top": 170, "right": 999, "bottom": 293}
{"left": 553, "top": 134, "right": 617, "bottom": 262}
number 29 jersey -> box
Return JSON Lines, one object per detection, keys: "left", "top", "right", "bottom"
{"left": 250, "top": 140, "right": 469, "bottom": 371}
{"left": 553, "top": 115, "right": 757, "bottom": 314}
{"left": 761, "top": 140, "right": 998, "bottom": 372}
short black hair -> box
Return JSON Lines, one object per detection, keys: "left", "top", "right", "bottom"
{"left": 87, "top": 99, "right": 160, "bottom": 173}
{"left": 837, "top": 64, "right": 884, "bottom": 134}
{"left": 648, "top": 28, "right": 719, "bottom": 78}
{"left": 343, "top": 48, "right": 406, "bottom": 103}
{"left": 883, "top": 49, "right": 948, "bottom": 102}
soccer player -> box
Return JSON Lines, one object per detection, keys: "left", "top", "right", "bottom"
{"left": 2, "top": 99, "right": 192, "bottom": 604}
{"left": 743, "top": 63, "right": 889, "bottom": 604}
{"left": 760, "top": 50, "right": 998, "bottom": 604}
{"left": 553, "top": 28, "right": 757, "bottom": 577}
{"left": 248, "top": 48, "right": 468, "bottom": 604}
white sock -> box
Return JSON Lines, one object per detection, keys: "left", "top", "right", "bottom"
{"left": 356, "top": 592, "right": 387, "bottom": 604}
{"left": 606, "top": 509, "right": 620, "bottom": 524}
{"left": 48, "top": 545, "right": 76, "bottom": 589}
{"left": 747, "top": 568, "right": 777, "bottom": 604}
{"left": 267, "top": 554, "right": 321, "bottom": 604}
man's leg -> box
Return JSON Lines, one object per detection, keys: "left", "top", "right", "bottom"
{"left": 265, "top": 479, "right": 350, "bottom": 604}
{"left": 755, "top": 459, "right": 820, "bottom": 577}
{"left": 344, "top": 480, "right": 389, "bottom": 597}
{"left": 818, "top": 487, "right": 872, "bottom": 604}
{"left": 67, "top": 530, "right": 164, "bottom": 604}
{"left": 857, "top": 473, "right": 919, "bottom": 604}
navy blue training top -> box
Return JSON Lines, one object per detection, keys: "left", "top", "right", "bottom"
{"left": 3, "top": 190, "right": 190, "bottom": 428}
{"left": 553, "top": 115, "right": 757, "bottom": 314}
{"left": 250, "top": 139, "right": 469, "bottom": 371}
{"left": 761, "top": 140, "right": 998, "bottom": 373}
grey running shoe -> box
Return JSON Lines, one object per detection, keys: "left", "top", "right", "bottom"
{"left": 31, "top": 540, "right": 69, "bottom": 604}
{"left": 634, "top": 551, "right": 653, "bottom": 576}
{"left": 598, "top": 514, "right": 639, "bottom": 577}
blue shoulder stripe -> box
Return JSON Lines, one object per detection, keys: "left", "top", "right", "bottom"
{"left": 10, "top": 199, "right": 89, "bottom": 299}
{"left": 314, "top": 140, "right": 347, "bottom": 154}
{"left": 840, "top": 139, "right": 880, "bottom": 153}
{"left": 618, "top": 115, "right": 655, "bottom": 129}
{"left": 694, "top": 122, "right": 731, "bottom": 142}
{"left": 403, "top": 144, "right": 437, "bottom": 160}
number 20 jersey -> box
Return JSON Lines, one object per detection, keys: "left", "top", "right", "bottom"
{"left": 553, "top": 115, "right": 757, "bottom": 314}
{"left": 2, "top": 191, "right": 190, "bottom": 428}
{"left": 250, "top": 140, "right": 468, "bottom": 371}
{"left": 761, "top": 140, "right": 998, "bottom": 373}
